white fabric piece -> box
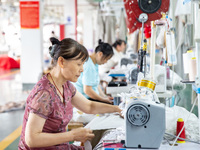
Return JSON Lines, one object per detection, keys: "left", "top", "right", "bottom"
{"left": 128, "top": 29, "right": 139, "bottom": 54}
{"left": 166, "top": 31, "right": 177, "bottom": 65}
{"left": 118, "top": 9, "right": 127, "bottom": 41}
{"left": 71, "top": 108, "right": 96, "bottom": 123}
{"left": 175, "top": 0, "right": 191, "bottom": 16}
{"left": 104, "top": 15, "right": 116, "bottom": 45}
{"left": 117, "top": 86, "right": 160, "bottom": 117}
{"left": 85, "top": 113, "right": 124, "bottom": 130}
{"left": 156, "top": 26, "right": 166, "bottom": 48}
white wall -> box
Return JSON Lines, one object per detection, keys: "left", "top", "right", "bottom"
{"left": 64, "top": 0, "right": 77, "bottom": 40}
{"left": 83, "top": 10, "right": 94, "bottom": 52}
{"left": 20, "top": 0, "right": 43, "bottom": 84}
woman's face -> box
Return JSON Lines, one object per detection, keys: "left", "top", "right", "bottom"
{"left": 117, "top": 42, "right": 126, "bottom": 52}
{"left": 96, "top": 52, "right": 112, "bottom": 65}
{"left": 61, "top": 58, "right": 85, "bottom": 82}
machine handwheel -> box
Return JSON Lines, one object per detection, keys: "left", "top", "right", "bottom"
{"left": 127, "top": 104, "right": 150, "bottom": 126}
{"left": 138, "top": 0, "right": 162, "bottom": 14}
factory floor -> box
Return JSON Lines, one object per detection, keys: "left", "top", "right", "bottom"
{"left": 0, "top": 69, "right": 29, "bottom": 150}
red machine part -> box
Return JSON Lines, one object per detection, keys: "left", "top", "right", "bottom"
{"left": 144, "top": 25, "right": 151, "bottom": 38}
{"left": 124, "top": 0, "right": 170, "bottom": 33}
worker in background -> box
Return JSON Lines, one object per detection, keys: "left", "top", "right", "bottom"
{"left": 18, "top": 37, "right": 121, "bottom": 150}
{"left": 73, "top": 40, "right": 114, "bottom": 104}
{"left": 99, "top": 39, "right": 126, "bottom": 81}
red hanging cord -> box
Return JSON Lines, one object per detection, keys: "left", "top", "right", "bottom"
{"left": 48, "top": 73, "right": 65, "bottom": 105}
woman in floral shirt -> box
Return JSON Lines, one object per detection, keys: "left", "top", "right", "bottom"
{"left": 18, "top": 37, "right": 121, "bottom": 150}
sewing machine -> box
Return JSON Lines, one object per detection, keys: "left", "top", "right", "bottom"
{"left": 125, "top": 100, "right": 165, "bottom": 149}
{"left": 101, "top": 99, "right": 166, "bottom": 149}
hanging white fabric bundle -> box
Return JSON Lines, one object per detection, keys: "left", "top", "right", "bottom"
{"left": 104, "top": 15, "right": 116, "bottom": 45}
{"left": 166, "top": 31, "right": 177, "bottom": 65}
{"left": 156, "top": 26, "right": 166, "bottom": 48}
{"left": 175, "top": 0, "right": 191, "bottom": 16}
{"left": 96, "top": 9, "right": 105, "bottom": 43}
{"left": 194, "top": 9, "right": 200, "bottom": 42}
{"left": 118, "top": 9, "right": 127, "bottom": 41}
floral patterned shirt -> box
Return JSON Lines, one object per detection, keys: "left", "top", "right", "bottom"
{"left": 18, "top": 74, "right": 84, "bottom": 150}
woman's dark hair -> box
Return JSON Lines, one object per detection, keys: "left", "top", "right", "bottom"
{"left": 95, "top": 39, "right": 114, "bottom": 59}
{"left": 112, "top": 39, "right": 126, "bottom": 48}
{"left": 49, "top": 37, "right": 89, "bottom": 65}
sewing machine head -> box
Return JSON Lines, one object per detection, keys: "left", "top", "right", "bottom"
{"left": 125, "top": 100, "right": 165, "bottom": 149}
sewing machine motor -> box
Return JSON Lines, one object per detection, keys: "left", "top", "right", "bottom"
{"left": 125, "top": 100, "right": 165, "bottom": 149}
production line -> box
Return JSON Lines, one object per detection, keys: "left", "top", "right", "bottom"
{"left": 1, "top": 0, "right": 200, "bottom": 149}
{"left": 82, "top": 0, "right": 200, "bottom": 149}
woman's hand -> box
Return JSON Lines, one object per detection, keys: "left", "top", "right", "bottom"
{"left": 102, "top": 97, "right": 113, "bottom": 104}
{"left": 70, "top": 127, "right": 95, "bottom": 143}
{"left": 108, "top": 96, "right": 113, "bottom": 100}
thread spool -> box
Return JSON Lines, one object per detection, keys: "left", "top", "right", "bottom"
{"left": 176, "top": 118, "right": 186, "bottom": 143}
{"left": 138, "top": 78, "right": 156, "bottom": 91}
{"left": 183, "top": 53, "right": 190, "bottom": 74}
{"left": 189, "top": 57, "right": 197, "bottom": 81}
{"left": 183, "top": 50, "right": 194, "bottom": 74}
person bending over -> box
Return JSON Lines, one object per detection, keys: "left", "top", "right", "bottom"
{"left": 74, "top": 40, "right": 114, "bottom": 104}
{"left": 99, "top": 39, "right": 126, "bottom": 76}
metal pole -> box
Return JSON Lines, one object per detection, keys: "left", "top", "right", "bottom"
{"left": 141, "top": 21, "right": 144, "bottom": 49}
{"left": 150, "top": 21, "right": 156, "bottom": 80}
{"left": 194, "top": 1, "right": 200, "bottom": 140}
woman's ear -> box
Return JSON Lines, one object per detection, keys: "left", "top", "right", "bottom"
{"left": 98, "top": 51, "right": 103, "bottom": 57}
{"left": 116, "top": 45, "right": 120, "bottom": 50}
{"left": 57, "top": 56, "right": 64, "bottom": 68}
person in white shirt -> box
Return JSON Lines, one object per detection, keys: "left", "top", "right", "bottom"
{"left": 99, "top": 39, "right": 126, "bottom": 82}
